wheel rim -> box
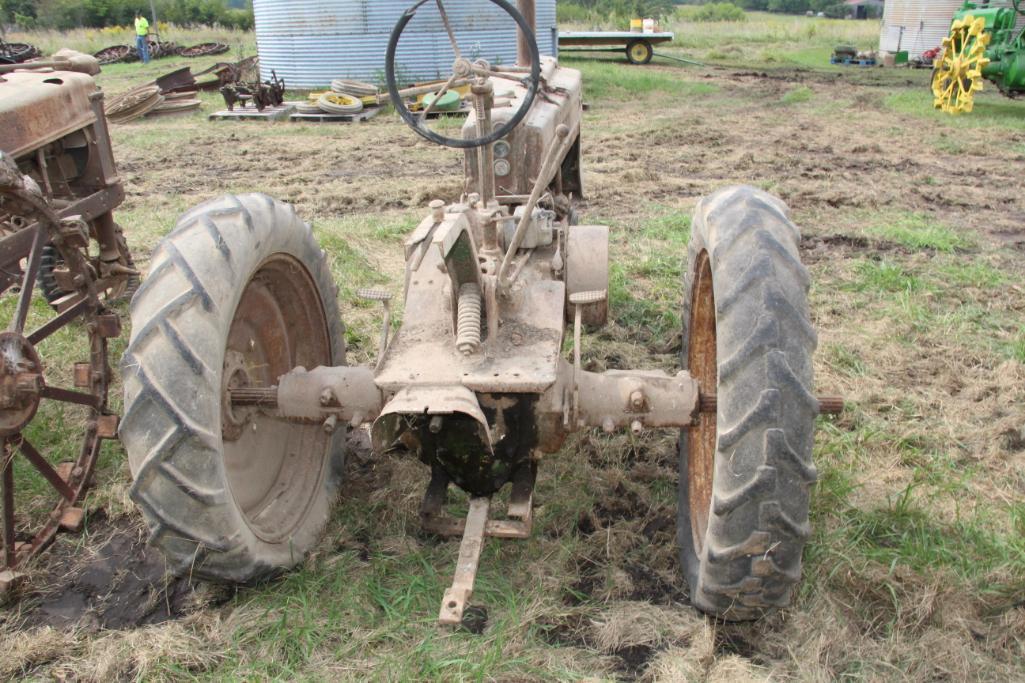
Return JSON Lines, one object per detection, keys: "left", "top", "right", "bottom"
{"left": 687, "top": 250, "right": 716, "bottom": 553}
{"left": 222, "top": 255, "right": 333, "bottom": 543}
{"left": 630, "top": 42, "right": 650, "bottom": 63}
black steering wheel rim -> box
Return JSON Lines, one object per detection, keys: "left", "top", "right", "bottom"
{"left": 386, "top": 0, "right": 542, "bottom": 149}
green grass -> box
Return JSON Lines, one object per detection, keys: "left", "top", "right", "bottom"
{"left": 780, "top": 85, "right": 814, "bottom": 105}
{"left": 865, "top": 212, "right": 974, "bottom": 252}
{"left": 886, "top": 90, "right": 1025, "bottom": 132}
{"left": 570, "top": 59, "right": 718, "bottom": 101}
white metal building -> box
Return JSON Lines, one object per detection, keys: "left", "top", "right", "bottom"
{"left": 253, "top": 0, "right": 558, "bottom": 88}
{"left": 880, "top": 0, "right": 1025, "bottom": 59}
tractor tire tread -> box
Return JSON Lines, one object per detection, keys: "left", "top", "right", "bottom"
{"left": 120, "top": 193, "right": 343, "bottom": 584}
{"left": 678, "top": 185, "right": 817, "bottom": 621}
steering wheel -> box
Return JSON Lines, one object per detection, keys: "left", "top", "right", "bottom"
{"left": 386, "top": 0, "right": 542, "bottom": 149}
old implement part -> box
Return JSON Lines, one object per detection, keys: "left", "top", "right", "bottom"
{"left": 435, "top": 464, "right": 535, "bottom": 626}
{"left": 1, "top": 40, "right": 42, "bottom": 65}
{"left": 93, "top": 45, "right": 133, "bottom": 65}
{"left": 106, "top": 85, "right": 164, "bottom": 123}
{"left": 0, "top": 154, "right": 120, "bottom": 575}
{"left": 421, "top": 463, "right": 534, "bottom": 539}
{"left": 180, "top": 42, "right": 229, "bottom": 58}
{"left": 439, "top": 497, "right": 490, "bottom": 626}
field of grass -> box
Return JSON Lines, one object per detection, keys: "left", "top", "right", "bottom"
{"left": 1, "top": 10, "right": 1024, "bottom": 682}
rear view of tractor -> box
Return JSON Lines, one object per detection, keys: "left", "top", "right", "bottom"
{"left": 933, "top": 1, "right": 1025, "bottom": 113}
{"left": 0, "top": 52, "right": 137, "bottom": 584}
{"left": 121, "top": 0, "right": 838, "bottom": 624}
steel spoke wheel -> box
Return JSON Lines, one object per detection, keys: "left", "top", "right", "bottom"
{"left": 0, "top": 160, "right": 118, "bottom": 573}
{"left": 932, "top": 15, "right": 991, "bottom": 114}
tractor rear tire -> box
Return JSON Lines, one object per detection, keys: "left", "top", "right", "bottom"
{"left": 678, "top": 185, "right": 818, "bottom": 620}
{"left": 120, "top": 194, "right": 346, "bottom": 583}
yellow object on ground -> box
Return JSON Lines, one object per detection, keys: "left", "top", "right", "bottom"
{"left": 932, "top": 15, "right": 991, "bottom": 114}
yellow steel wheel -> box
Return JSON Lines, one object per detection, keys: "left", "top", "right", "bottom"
{"left": 932, "top": 15, "right": 991, "bottom": 114}
{"left": 626, "top": 39, "right": 654, "bottom": 65}
{"left": 317, "top": 92, "right": 364, "bottom": 115}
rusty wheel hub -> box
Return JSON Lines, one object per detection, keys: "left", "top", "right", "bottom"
{"left": 0, "top": 333, "right": 43, "bottom": 437}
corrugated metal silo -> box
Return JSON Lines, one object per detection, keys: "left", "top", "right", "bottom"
{"left": 253, "top": 0, "right": 558, "bottom": 88}
{"left": 880, "top": 0, "right": 1025, "bottom": 59}
{"left": 879, "top": 0, "right": 963, "bottom": 58}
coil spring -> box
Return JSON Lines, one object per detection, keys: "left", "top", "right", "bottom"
{"left": 456, "top": 282, "right": 482, "bottom": 356}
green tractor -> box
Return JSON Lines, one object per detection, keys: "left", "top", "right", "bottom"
{"left": 932, "top": 0, "right": 1025, "bottom": 113}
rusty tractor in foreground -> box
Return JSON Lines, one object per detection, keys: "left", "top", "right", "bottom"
{"left": 121, "top": 0, "right": 839, "bottom": 623}
{"left": 0, "top": 52, "right": 138, "bottom": 587}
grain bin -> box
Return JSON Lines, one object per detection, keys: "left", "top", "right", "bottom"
{"left": 253, "top": 0, "right": 558, "bottom": 88}
{"left": 879, "top": 0, "right": 1025, "bottom": 59}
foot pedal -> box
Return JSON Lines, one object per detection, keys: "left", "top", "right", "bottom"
{"left": 356, "top": 288, "right": 393, "bottom": 370}
{"left": 569, "top": 290, "right": 607, "bottom": 427}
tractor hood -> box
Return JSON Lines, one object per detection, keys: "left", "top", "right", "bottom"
{"left": 0, "top": 70, "right": 98, "bottom": 160}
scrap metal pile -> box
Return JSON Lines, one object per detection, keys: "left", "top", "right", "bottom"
{"left": 105, "top": 84, "right": 202, "bottom": 123}
{"left": 0, "top": 39, "right": 41, "bottom": 65}
{"left": 93, "top": 40, "right": 228, "bottom": 65}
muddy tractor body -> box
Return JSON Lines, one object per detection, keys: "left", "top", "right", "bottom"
{"left": 121, "top": 0, "right": 838, "bottom": 623}
{"left": 0, "top": 56, "right": 137, "bottom": 579}
{"left": 933, "top": 0, "right": 1025, "bottom": 113}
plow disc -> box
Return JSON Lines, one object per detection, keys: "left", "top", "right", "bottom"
{"left": 932, "top": 15, "right": 992, "bottom": 114}
{"left": 0, "top": 161, "right": 121, "bottom": 578}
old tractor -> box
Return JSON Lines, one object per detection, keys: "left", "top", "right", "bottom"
{"left": 121, "top": 0, "right": 838, "bottom": 623}
{"left": 0, "top": 52, "right": 137, "bottom": 586}
{"left": 933, "top": 0, "right": 1025, "bottom": 113}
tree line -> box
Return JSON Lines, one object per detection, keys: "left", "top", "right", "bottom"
{"left": 1, "top": 0, "right": 254, "bottom": 30}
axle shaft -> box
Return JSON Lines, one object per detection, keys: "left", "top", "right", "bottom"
{"left": 699, "top": 393, "right": 843, "bottom": 415}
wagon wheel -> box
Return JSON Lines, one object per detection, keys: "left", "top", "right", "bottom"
{"left": 0, "top": 157, "right": 119, "bottom": 575}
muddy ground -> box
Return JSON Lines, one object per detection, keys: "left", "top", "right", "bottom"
{"left": 2, "top": 55, "right": 1024, "bottom": 681}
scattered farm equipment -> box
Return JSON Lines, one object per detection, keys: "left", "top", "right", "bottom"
{"left": 219, "top": 69, "right": 286, "bottom": 111}
{"left": 933, "top": 0, "right": 1025, "bottom": 113}
{"left": 0, "top": 58, "right": 137, "bottom": 588}
{"left": 0, "top": 39, "right": 41, "bottom": 65}
{"left": 122, "top": 0, "right": 839, "bottom": 624}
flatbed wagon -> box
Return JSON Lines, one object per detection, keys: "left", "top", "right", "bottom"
{"left": 557, "top": 30, "right": 675, "bottom": 65}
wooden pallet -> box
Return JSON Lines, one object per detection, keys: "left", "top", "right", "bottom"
{"left": 288, "top": 106, "right": 382, "bottom": 123}
{"left": 208, "top": 104, "right": 296, "bottom": 121}
{"left": 830, "top": 57, "right": 877, "bottom": 67}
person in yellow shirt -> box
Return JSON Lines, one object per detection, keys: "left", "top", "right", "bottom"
{"left": 134, "top": 12, "right": 150, "bottom": 64}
